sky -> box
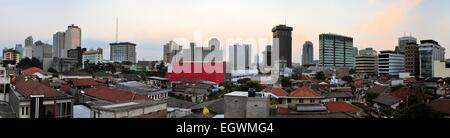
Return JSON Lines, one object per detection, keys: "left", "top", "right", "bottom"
{"left": 1, "top": 0, "right": 450, "bottom": 63}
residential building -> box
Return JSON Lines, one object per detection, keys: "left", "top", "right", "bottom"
{"left": 110, "top": 42, "right": 137, "bottom": 63}
{"left": 419, "top": 40, "right": 445, "bottom": 78}
{"left": 3, "top": 48, "right": 20, "bottom": 64}
{"left": 9, "top": 77, "right": 73, "bottom": 118}
{"left": 272, "top": 24, "right": 293, "bottom": 68}
{"left": 82, "top": 48, "right": 103, "bottom": 67}
{"left": 302, "top": 41, "right": 313, "bottom": 66}
{"left": 271, "top": 86, "right": 327, "bottom": 112}
{"left": 319, "top": 34, "right": 354, "bottom": 67}
{"left": 378, "top": 50, "right": 405, "bottom": 76}
{"left": 115, "top": 81, "right": 170, "bottom": 100}
{"left": 83, "top": 86, "right": 167, "bottom": 118}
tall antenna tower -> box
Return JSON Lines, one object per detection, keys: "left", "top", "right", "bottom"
{"left": 115, "top": 17, "right": 119, "bottom": 43}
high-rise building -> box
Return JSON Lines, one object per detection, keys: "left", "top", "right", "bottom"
{"left": 353, "top": 47, "right": 359, "bottom": 57}
{"left": 262, "top": 45, "right": 272, "bottom": 67}
{"left": 302, "top": 41, "right": 314, "bottom": 66}
{"left": 15, "top": 44, "right": 24, "bottom": 59}
{"left": 68, "top": 47, "right": 87, "bottom": 65}
{"left": 397, "top": 36, "right": 417, "bottom": 53}
{"left": 272, "top": 25, "right": 293, "bottom": 68}
{"left": 208, "top": 38, "right": 220, "bottom": 50}
{"left": 404, "top": 42, "right": 420, "bottom": 76}
{"left": 53, "top": 32, "right": 66, "bottom": 58}
{"left": 24, "top": 36, "right": 34, "bottom": 58}
{"left": 378, "top": 50, "right": 405, "bottom": 76}
{"left": 33, "top": 41, "right": 53, "bottom": 71}
{"left": 229, "top": 44, "right": 251, "bottom": 70}
{"left": 163, "top": 41, "right": 182, "bottom": 63}
{"left": 110, "top": 42, "right": 137, "bottom": 63}
{"left": 65, "top": 24, "right": 81, "bottom": 50}
{"left": 419, "top": 40, "right": 445, "bottom": 78}
{"left": 319, "top": 34, "right": 354, "bottom": 67}
{"left": 355, "top": 48, "right": 378, "bottom": 75}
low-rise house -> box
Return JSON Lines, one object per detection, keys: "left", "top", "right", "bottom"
{"left": 372, "top": 94, "right": 401, "bottom": 112}
{"left": 116, "top": 81, "right": 169, "bottom": 100}
{"left": 33, "top": 71, "right": 53, "bottom": 80}
{"left": 325, "top": 101, "right": 367, "bottom": 117}
{"left": 9, "top": 77, "right": 73, "bottom": 118}
{"left": 59, "top": 71, "right": 92, "bottom": 80}
{"left": 273, "top": 86, "right": 327, "bottom": 112}
{"left": 189, "top": 98, "right": 224, "bottom": 118}
{"left": 83, "top": 86, "right": 167, "bottom": 118}
{"left": 116, "top": 73, "right": 142, "bottom": 82}
{"left": 390, "top": 87, "right": 432, "bottom": 104}
{"left": 68, "top": 78, "right": 98, "bottom": 90}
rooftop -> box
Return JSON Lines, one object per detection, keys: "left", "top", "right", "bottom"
{"left": 21, "top": 67, "right": 42, "bottom": 75}
{"left": 84, "top": 86, "right": 150, "bottom": 103}
{"left": 427, "top": 99, "right": 450, "bottom": 115}
{"left": 325, "top": 102, "right": 361, "bottom": 113}
{"left": 289, "top": 86, "right": 321, "bottom": 97}
{"left": 14, "top": 77, "right": 64, "bottom": 98}
{"left": 70, "top": 78, "right": 98, "bottom": 87}
{"left": 271, "top": 88, "right": 289, "bottom": 97}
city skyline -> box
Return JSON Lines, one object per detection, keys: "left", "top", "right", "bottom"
{"left": 1, "top": 0, "right": 450, "bottom": 62}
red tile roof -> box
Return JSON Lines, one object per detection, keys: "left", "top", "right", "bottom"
{"left": 428, "top": 99, "right": 450, "bottom": 115}
{"left": 70, "top": 79, "right": 98, "bottom": 87}
{"left": 84, "top": 86, "right": 149, "bottom": 103}
{"left": 14, "top": 78, "right": 63, "bottom": 97}
{"left": 404, "top": 77, "right": 417, "bottom": 83}
{"left": 390, "top": 87, "right": 432, "bottom": 101}
{"left": 277, "top": 107, "right": 289, "bottom": 114}
{"left": 299, "top": 75, "right": 311, "bottom": 80}
{"left": 59, "top": 84, "right": 71, "bottom": 94}
{"left": 335, "top": 87, "right": 352, "bottom": 93}
{"left": 271, "top": 88, "right": 289, "bottom": 96}
{"left": 21, "top": 67, "right": 42, "bottom": 75}
{"left": 290, "top": 86, "right": 320, "bottom": 97}
{"left": 325, "top": 101, "right": 361, "bottom": 113}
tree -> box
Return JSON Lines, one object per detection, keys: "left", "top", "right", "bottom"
{"left": 17, "top": 57, "right": 42, "bottom": 69}
{"left": 281, "top": 77, "right": 292, "bottom": 88}
{"left": 122, "top": 61, "right": 133, "bottom": 65}
{"left": 342, "top": 76, "right": 353, "bottom": 83}
{"left": 349, "top": 68, "right": 356, "bottom": 74}
{"left": 236, "top": 81, "right": 263, "bottom": 92}
{"left": 220, "top": 81, "right": 235, "bottom": 93}
{"left": 315, "top": 71, "right": 325, "bottom": 80}
{"left": 47, "top": 67, "right": 58, "bottom": 74}
{"left": 237, "top": 78, "right": 251, "bottom": 84}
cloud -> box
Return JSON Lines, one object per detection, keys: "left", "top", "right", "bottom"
{"left": 354, "top": 0, "right": 423, "bottom": 35}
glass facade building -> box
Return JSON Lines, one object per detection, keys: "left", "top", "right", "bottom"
{"left": 319, "top": 34, "right": 354, "bottom": 67}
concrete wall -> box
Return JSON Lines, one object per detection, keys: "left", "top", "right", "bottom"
{"left": 224, "top": 95, "right": 247, "bottom": 118}
{"left": 95, "top": 103, "right": 167, "bottom": 118}
{"left": 246, "top": 97, "right": 269, "bottom": 118}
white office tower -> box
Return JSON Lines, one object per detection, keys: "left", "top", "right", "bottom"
{"left": 24, "top": 36, "right": 34, "bottom": 58}
{"left": 53, "top": 32, "right": 66, "bottom": 58}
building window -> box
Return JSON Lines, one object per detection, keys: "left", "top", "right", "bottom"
{"left": 21, "top": 107, "right": 25, "bottom": 115}
{"left": 310, "top": 99, "right": 316, "bottom": 103}
{"left": 287, "top": 99, "right": 292, "bottom": 103}
{"left": 25, "top": 107, "right": 29, "bottom": 115}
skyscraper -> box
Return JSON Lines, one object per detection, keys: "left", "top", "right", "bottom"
{"left": 24, "top": 36, "right": 33, "bottom": 58}
{"left": 419, "top": 40, "right": 445, "bottom": 78}
{"left": 319, "top": 34, "right": 354, "bottom": 67}
{"left": 163, "top": 41, "right": 182, "bottom": 63}
{"left": 397, "top": 36, "right": 417, "bottom": 53}
{"left": 302, "top": 41, "right": 313, "bottom": 66}
{"left": 15, "top": 44, "right": 24, "bottom": 59}
{"left": 65, "top": 24, "right": 82, "bottom": 50}
{"left": 272, "top": 25, "right": 293, "bottom": 68}
{"left": 110, "top": 42, "right": 137, "bottom": 63}
{"left": 53, "top": 32, "right": 66, "bottom": 58}
{"left": 33, "top": 41, "right": 53, "bottom": 70}
{"left": 262, "top": 45, "right": 272, "bottom": 67}
{"left": 229, "top": 44, "right": 251, "bottom": 70}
